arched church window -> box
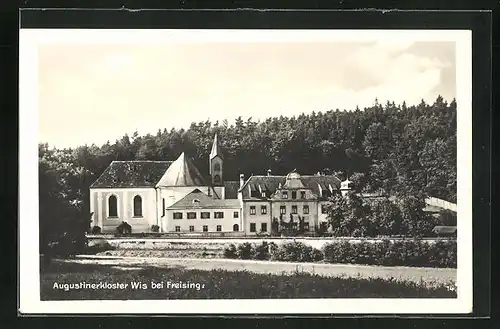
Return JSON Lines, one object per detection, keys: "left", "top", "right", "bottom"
{"left": 214, "top": 163, "right": 221, "bottom": 171}
{"left": 108, "top": 195, "right": 118, "bottom": 217}
{"left": 133, "top": 195, "right": 142, "bottom": 217}
{"left": 214, "top": 174, "right": 221, "bottom": 184}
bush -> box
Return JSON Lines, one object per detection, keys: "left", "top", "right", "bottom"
{"left": 91, "top": 226, "right": 101, "bottom": 234}
{"left": 223, "top": 243, "right": 237, "bottom": 259}
{"left": 269, "top": 241, "right": 322, "bottom": 263}
{"left": 85, "top": 240, "right": 115, "bottom": 254}
{"left": 236, "top": 242, "right": 254, "bottom": 259}
{"left": 323, "top": 239, "right": 456, "bottom": 268}
{"left": 116, "top": 221, "right": 132, "bottom": 235}
{"left": 254, "top": 242, "right": 271, "bottom": 260}
{"left": 151, "top": 225, "right": 160, "bottom": 233}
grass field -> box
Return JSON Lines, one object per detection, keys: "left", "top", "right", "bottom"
{"left": 40, "top": 260, "right": 456, "bottom": 300}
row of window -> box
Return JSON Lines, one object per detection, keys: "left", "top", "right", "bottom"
{"left": 108, "top": 195, "right": 142, "bottom": 218}
{"left": 281, "top": 190, "right": 307, "bottom": 199}
{"left": 249, "top": 205, "right": 311, "bottom": 215}
{"left": 173, "top": 211, "right": 239, "bottom": 220}
{"left": 174, "top": 224, "right": 240, "bottom": 232}
{"left": 248, "top": 222, "right": 311, "bottom": 232}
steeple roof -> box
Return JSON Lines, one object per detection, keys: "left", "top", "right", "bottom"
{"left": 209, "top": 133, "right": 223, "bottom": 159}
{"left": 156, "top": 152, "right": 207, "bottom": 187}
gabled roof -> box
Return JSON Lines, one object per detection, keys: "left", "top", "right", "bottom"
{"left": 239, "top": 174, "right": 341, "bottom": 200}
{"left": 156, "top": 152, "right": 208, "bottom": 187}
{"left": 90, "top": 161, "right": 173, "bottom": 188}
{"left": 209, "top": 133, "right": 223, "bottom": 160}
{"left": 223, "top": 181, "right": 240, "bottom": 199}
{"left": 168, "top": 189, "right": 241, "bottom": 210}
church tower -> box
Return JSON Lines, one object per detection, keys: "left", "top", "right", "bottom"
{"left": 209, "top": 134, "right": 223, "bottom": 186}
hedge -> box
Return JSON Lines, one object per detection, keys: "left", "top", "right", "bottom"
{"left": 222, "top": 239, "right": 456, "bottom": 268}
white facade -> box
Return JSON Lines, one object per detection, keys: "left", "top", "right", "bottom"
{"left": 90, "top": 187, "right": 157, "bottom": 233}
{"left": 164, "top": 207, "right": 243, "bottom": 233}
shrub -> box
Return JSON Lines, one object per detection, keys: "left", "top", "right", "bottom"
{"left": 85, "top": 240, "right": 115, "bottom": 254}
{"left": 223, "top": 243, "right": 237, "bottom": 259}
{"left": 270, "top": 241, "right": 322, "bottom": 263}
{"left": 323, "top": 239, "right": 456, "bottom": 268}
{"left": 311, "top": 248, "right": 324, "bottom": 262}
{"left": 116, "top": 221, "right": 132, "bottom": 235}
{"left": 236, "top": 242, "right": 254, "bottom": 259}
{"left": 254, "top": 242, "right": 271, "bottom": 260}
{"left": 91, "top": 226, "right": 101, "bottom": 234}
{"left": 151, "top": 225, "right": 160, "bottom": 233}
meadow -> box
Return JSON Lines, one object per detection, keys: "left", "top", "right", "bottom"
{"left": 40, "top": 260, "right": 456, "bottom": 300}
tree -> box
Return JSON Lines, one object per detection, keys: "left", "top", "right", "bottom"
{"left": 371, "top": 198, "right": 403, "bottom": 236}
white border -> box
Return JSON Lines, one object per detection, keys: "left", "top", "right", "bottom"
{"left": 19, "top": 29, "right": 472, "bottom": 314}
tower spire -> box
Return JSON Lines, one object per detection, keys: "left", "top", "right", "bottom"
{"left": 209, "top": 133, "right": 224, "bottom": 185}
{"left": 210, "top": 133, "right": 223, "bottom": 160}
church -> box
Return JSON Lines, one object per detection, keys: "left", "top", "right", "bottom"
{"left": 89, "top": 134, "right": 351, "bottom": 235}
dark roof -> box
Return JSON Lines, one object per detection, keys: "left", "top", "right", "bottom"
{"left": 156, "top": 152, "right": 208, "bottom": 187}
{"left": 90, "top": 161, "right": 173, "bottom": 188}
{"left": 224, "top": 181, "right": 240, "bottom": 199}
{"left": 168, "top": 189, "right": 241, "bottom": 210}
{"left": 239, "top": 174, "right": 341, "bottom": 200}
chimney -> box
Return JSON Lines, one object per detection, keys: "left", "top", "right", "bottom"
{"left": 239, "top": 174, "right": 245, "bottom": 188}
{"left": 267, "top": 169, "right": 272, "bottom": 176}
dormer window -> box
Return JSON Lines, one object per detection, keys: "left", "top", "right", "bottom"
{"left": 193, "top": 199, "right": 200, "bottom": 203}
{"left": 261, "top": 192, "right": 266, "bottom": 198}
{"left": 282, "top": 191, "right": 288, "bottom": 199}
{"left": 291, "top": 191, "right": 297, "bottom": 199}
{"left": 300, "top": 191, "right": 306, "bottom": 199}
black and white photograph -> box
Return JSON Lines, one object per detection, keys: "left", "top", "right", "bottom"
{"left": 19, "top": 27, "right": 473, "bottom": 314}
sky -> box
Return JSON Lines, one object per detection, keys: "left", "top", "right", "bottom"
{"left": 37, "top": 36, "right": 456, "bottom": 148}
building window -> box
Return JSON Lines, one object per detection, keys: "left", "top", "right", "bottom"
{"left": 280, "top": 206, "right": 286, "bottom": 214}
{"left": 201, "top": 212, "right": 210, "bottom": 219}
{"left": 173, "top": 212, "right": 183, "bottom": 219}
{"left": 162, "top": 198, "right": 165, "bottom": 217}
{"left": 291, "top": 205, "right": 298, "bottom": 214}
{"left": 304, "top": 222, "right": 310, "bottom": 231}
{"left": 189, "top": 225, "right": 194, "bottom": 232}
{"left": 282, "top": 191, "right": 288, "bottom": 199}
{"left": 175, "top": 226, "right": 180, "bottom": 232}
{"left": 203, "top": 225, "right": 208, "bottom": 232}
{"left": 213, "top": 163, "right": 221, "bottom": 171}
{"left": 303, "top": 205, "right": 309, "bottom": 214}
{"left": 216, "top": 225, "right": 222, "bottom": 232}
{"left": 108, "top": 195, "right": 118, "bottom": 217}
{"left": 187, "top": 212, "right": 197, "bottom": 219}
{"left": 233, "top": 224, "right": 239, "bottom": 231}
{"left": 213, "top": 174, "right": 221, "bottom": 184}
{"left": 133, "top": 195, "right": 142, "bottom": 217}
{"left": 321, "top": 204, "right": 328, "bottom": 214}
{"left": 233, "top": 211, "right": 239, "bottom": 218}
{"left": 261, "top": 192, "right": 266, "bottom": 198}
{"left": 261, "top": 223, "right": 267, "bottom": 232}
{"left": 300, "top": 191, "right": 306, "bottom": 199}
{"left": 250, "top": 223, "right": 256, "bottom": 232}
{"left": 291, "top": 191, "right": 297, "bottom": 199}
{"left": 214, "top": 212, "right": 224, "bottom": 219}
{"left": 261, "top": 205, "right": 267, "bottom": 215}
{"left": 250, "top": 206, "right": 256, "bottom": 215}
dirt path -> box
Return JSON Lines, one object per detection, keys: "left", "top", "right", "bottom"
{"left": 67, "top": 255, "right": 456, "bottom": 285}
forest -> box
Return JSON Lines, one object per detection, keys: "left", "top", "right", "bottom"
{"left": 38, "top": 96, "right": 457, "bottom": 252}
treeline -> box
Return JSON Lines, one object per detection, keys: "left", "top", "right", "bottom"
{"left": 39, "top": 96, "right": 456, "bottom": 252}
